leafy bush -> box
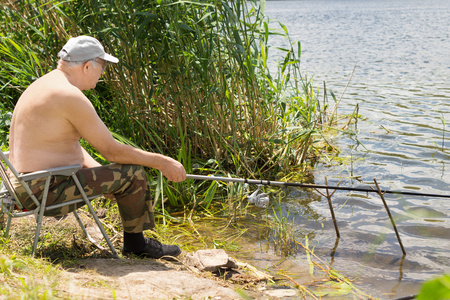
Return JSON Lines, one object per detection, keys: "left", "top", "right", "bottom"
{"left": 417, "top": 274, "right": 450, "bottom": 300}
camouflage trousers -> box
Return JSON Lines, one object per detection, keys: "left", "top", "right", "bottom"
{"left": 11, "top": 164, "right": 155, "bottom": 233}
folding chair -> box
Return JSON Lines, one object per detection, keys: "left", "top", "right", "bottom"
{"left": 0, "top": 150, "right": 118, "bottom": 258}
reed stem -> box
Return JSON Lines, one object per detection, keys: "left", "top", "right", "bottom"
{"left": 373, "top": 178, "right": 406, "bottom": 256}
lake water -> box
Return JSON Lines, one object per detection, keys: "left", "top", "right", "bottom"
{"left": 260, "top": 0, "right": 450, "bottom": 298}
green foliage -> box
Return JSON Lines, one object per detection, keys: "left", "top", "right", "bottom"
{"left": 313, "top": 280, "right": 352, "bottom": 297}
{"left": 0, "top": 0, "right": 334, "bottom": 209}
{"left": 0, "top": 109, "right": 12, "bottom": 148}
{"left": 417, "top": 274, "right": 450, "bottom": 300}
{"left": 270, "top": 195, "right": 298, "bottom": 256}
{"left": 0, "top": 253, "right": 60, "bottom": 299}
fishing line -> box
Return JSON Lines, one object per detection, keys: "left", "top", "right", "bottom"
{"left": 186, "top": 174, "right": 450, "bottom": 199}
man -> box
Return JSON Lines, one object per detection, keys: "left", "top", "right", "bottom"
{"left": 8, "top": 35, "right": 186, "bottom": 259}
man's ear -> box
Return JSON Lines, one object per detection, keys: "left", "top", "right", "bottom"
{"left": 82, "top": 61, "right": 92, "bottom": 74}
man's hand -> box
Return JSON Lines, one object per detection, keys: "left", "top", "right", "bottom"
{"left": 160, "top": 157, "right": 186, "bottom": 182}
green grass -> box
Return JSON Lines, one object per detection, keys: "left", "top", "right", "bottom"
{"left": 0, "top": 252, "right": 61, "bottom": 299}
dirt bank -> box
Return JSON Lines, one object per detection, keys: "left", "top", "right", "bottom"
{"left": 5, "top": 214, "right": 278, "bottom": 299}
{"left": 62, "top": 258, "right": 248, "bottom": 299}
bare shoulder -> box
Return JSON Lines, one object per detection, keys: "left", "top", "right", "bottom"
{"left": 46, "top": 71, "right": 88, "bottom": 101}
{"left": 13, "top": 70, "right": 100, "bottom": 138}
{"left": 20, "top": 70, "right": 82, "bottom": 104}
{"left": 32, "top": 70, "right": 95, "bottom": 113}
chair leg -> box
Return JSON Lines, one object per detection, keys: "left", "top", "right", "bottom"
{"left": 71, "top": 175, "right": 118, "bottom": 258}
{"left": 32, "top": 214, "right": 43, "bottom": 256}
{"left": 32, "top": 176, "right": 52, "bottom": 256}
{"left": 73, "top": 210, "right": 109, "bottom": 252}
{"left": 2, "top": 203, "right": 13, "bottom": 237}
{"left": 84, "top": 204, "right": 118, "bottom": 258}
{"left": 73, "top": 210, "right": 89, "bottom": 237}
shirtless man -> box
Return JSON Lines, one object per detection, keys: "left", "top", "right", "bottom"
{"left": 9, "top": 35, "right": 186, "bottom": 259}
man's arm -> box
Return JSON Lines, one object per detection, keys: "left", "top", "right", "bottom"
{"left": 63, "top": 92, "right": 186, "bottom": 182}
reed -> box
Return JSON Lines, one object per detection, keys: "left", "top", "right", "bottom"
{"left": 269, "top": 194, "right": 298, "bottom": 256}
{"left": 0, "top": 0, "right": 335, "bottom": 209}
{"left": 440, "top": 113, "right": 445, "bottom": 152}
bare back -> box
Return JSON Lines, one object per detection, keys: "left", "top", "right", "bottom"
{"left": 10, "top": 70, "right": 87, "bottom": 172}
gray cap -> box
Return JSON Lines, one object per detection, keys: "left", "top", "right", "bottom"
{"left": 58, "top": 36, "right": 119, "bottom": 63}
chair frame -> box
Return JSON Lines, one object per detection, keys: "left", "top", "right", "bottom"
{"left": 0, "top": 150, "right": 118, "bottom": 258}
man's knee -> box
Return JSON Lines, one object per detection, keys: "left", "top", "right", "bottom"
{"left": 110, "top": 164, "right": 145, "bottom": 180}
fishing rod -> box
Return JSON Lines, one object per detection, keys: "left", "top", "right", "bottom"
{"left": 186, "top": 174, "right": 450, "bottom": 199}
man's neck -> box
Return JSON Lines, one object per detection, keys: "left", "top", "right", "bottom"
{"left": 56, "top": 63, "right": 85, "bottom": 90}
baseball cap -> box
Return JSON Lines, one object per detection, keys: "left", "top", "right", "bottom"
{"left": 58, "top": 36, "right": 119, "bottom": 63}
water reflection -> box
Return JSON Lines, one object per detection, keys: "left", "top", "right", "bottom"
{"left": 260, "top": 0, "right": 450, "bottom": 297}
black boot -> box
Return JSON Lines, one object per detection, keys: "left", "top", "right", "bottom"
{"left": 122, "top": 232, "right": 181, "bottom": 259}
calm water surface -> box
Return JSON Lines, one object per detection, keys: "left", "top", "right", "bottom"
{"left": 251, "top": 0, "right": 450, "bottom": 298}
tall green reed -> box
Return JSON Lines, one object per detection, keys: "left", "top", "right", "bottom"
{"left": 1, "top": 0, "right": 335, "bottom": 209}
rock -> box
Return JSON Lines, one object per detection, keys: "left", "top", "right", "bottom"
{"left": 95, "top": 207, "right": 108, "bottom": 218}
{"left": 184, "top": 249, "right": 238, "bottom": 272}
{"left": 265, "top": 288, "right": 298, "bottom": 297}
{"left": 68, "top": 258, "right": 242, "bottom": 300}
{"left": 85, "top": 223, "right": 104, "bottom": 242}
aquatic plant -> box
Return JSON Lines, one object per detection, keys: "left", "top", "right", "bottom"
{"left": 440, "top": 113, "right": 446, "bottom": 152}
